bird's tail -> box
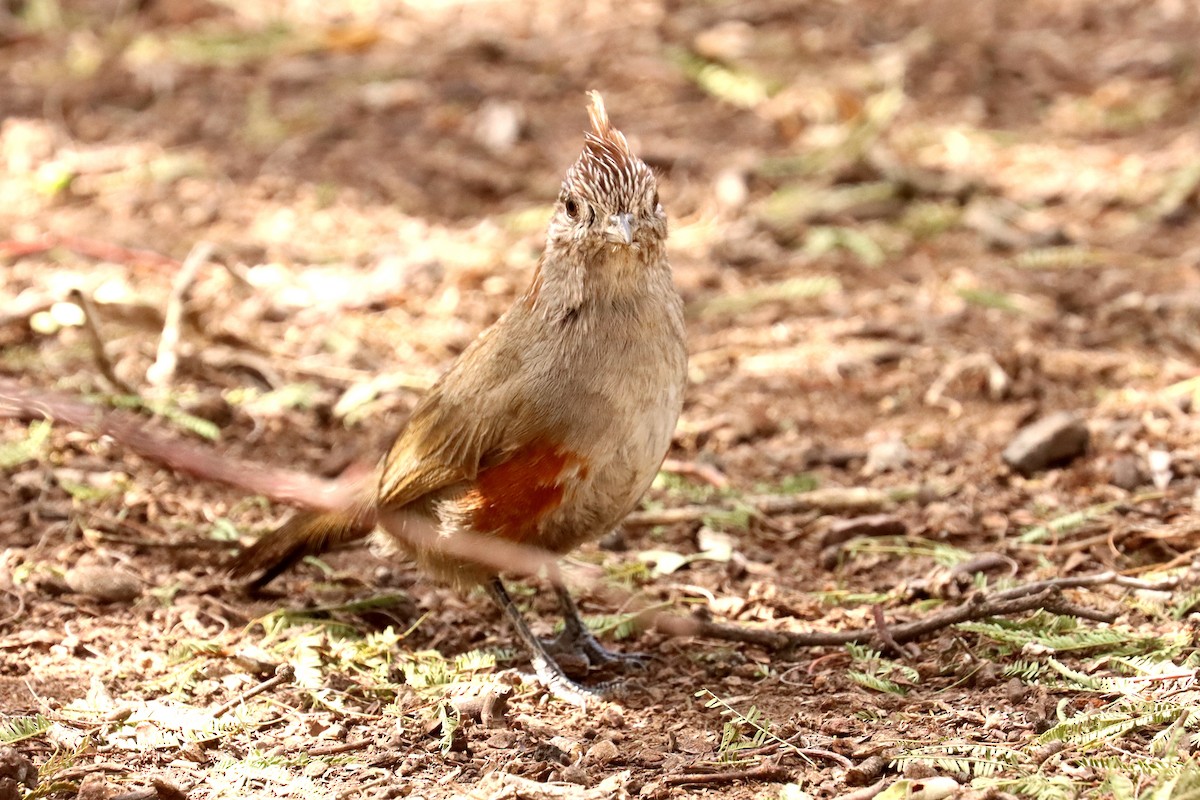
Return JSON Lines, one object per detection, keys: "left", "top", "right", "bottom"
{"left": 228, "top": 495, "right": 378, "bottom": 589}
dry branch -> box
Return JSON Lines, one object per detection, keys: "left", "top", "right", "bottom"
{"left": 663, "top": 763, "right": 791, "bottom": 787}
{"left": 657, "top": 572, "right": 1140, "bottom": 653}
{"left": 69, "top": 288, "right": 137, "bottom": 395}
{"left": 212, "top": 662, "right": 294, "bottom": 717}
{"left": 147, "top": 241, "right": 213, "bottom": 389}
{"left": 625, "top": 486, "right": 898, "bottom": 528}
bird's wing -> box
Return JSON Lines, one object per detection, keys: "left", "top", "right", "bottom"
{"left": 378, "top": 397, "right": 491, "bottom": 508}
{"left": 377, "top": 324, "right": 550, "bottom": 510}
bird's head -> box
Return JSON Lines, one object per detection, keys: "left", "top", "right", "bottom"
{"left": 547, "top": 91, "right": 665, "bottom": 256}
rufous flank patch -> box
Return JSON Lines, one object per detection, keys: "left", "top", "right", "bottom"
{"left": 464, "top": 439, "right": 585, "bottom": 542}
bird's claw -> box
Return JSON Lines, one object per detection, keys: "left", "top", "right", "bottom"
{"left": 529, "top": 657, "right": 610, "bottom": 707}
{"left": 544, "top": 629, "right": 651, "bottom": 672}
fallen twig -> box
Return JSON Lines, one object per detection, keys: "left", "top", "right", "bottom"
{"left": 466, "top": 771, "right": 631, "bottom": 800}
{"left": 657, "top": 576, "right": 1125, "bottom": 653}
{"left": 872, "top": 603, "right": 913, "bottom": 658}
{"left": 147, "top": 241, "right": 213, "bottom": 389}
{"left": 336, "top": 777, "right": 392, "bottom": 800}
{"left": 50, "top": 762, "right": 133, "bottom": 782}
{"left": 992, "top": 570, "right": 1180, "bottom": 595}
{"left": 212, "top": 663, "right": 295, "bottom": 717}
{"left": 663, "top": 762, "right": 791, "bottom": 787}
{"left": 109, "top": 789, "right": 156, "bottom": 800}
{"left": 660, "top": 458, "right": 729, "bottom": 488}
{"left": 308, "top": 739, "right": 373, "bottom": 758}
{"left": 735, "top": 734, "right": 853, "bottom": 768}
{"left": 69, "top": 288, "right": 138, "bottom": 395}
{"left": 0, "top": 588, "right": 27, "bottom": 628}
{"left": 625, "top": 486, "right": 901, "bottom": 527}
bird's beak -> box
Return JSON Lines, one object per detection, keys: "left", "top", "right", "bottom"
{"left": 606, "top": 213, "right": 634, "bottom": 246}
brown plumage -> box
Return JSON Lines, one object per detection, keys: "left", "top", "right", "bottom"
{"left": 229, "top": 91, "right": 686, "bottom": 700}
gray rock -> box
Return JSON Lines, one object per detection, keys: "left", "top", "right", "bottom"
{"left": 1109, "top": 453, "right": 1145, "bottom": 491}
{"left": 63, "top": 566, "right": 142, "bottom": 604}
{"left": 821, "top": 513, "right": 907, "bottom": 549}
{"left": 1003, "top": 411, "right": 1089, "bottom": 476}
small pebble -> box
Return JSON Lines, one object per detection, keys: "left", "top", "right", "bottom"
{"left": 1149, "top": 449, "right": 1173, "bottom": 490}
{"left": 63, "top": 566, "right": 142, "bottom": 603}
{"left": 865, "top": 438, "right": 911, "bottom": 474}
{"left": 75, "top": 774, "right": 111, "bottom": 800}
{"left": 820, "top": 513, "right": 906, "bottom": 549}
{"left": 845, "top": 754, "right": 887, "bottom": 786}
{"left": 1002, "top": 411, "right": 1089, "bottom": 476}
{"left": 585, "top": 739, "right": 620, "bottom": 765}
{"left": 1109, "top": 453, "right": 1144, "bottom": 491}
{"left": 598, "top": 706, "right": 625, "bottom": 728}
{"left": 557, "top": 764, "right": 589, "bottom": 785}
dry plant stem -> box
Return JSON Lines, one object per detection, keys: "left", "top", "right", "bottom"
{"left": 663, "top": 763, "right": 791, "bottom": 787}
{"left": 212, "top": 663, "right": 295, "bottom": 717}
{"left": 660, "top": 457, "right": 729, "bottom": 488}
{"left": 0, "top": 377, "right": 364, "bottom": 510}
{"left": 735, "top": 736, "right": 854, "bottom": 768}
{"left": 660, "top": 584, "right": 1117, "bottom": 652}
{"left": 52, "top": 763, "right": 133, "bottom": 781}
{"left": 336, "top": 777, "right": 391, "bottom": 800}
{"left": 69, "top": 288, "right": 138, "bottom": 395}
{"left": 994, "top": 570, "right": 1180, "bottom": 594}
{"left": 86, "top": 514, "right": 231, "bottom": 549}
{"left": 308, "top": 739, "right": 372, "bottom": 758}
{"left": 468, "top": 772, "right": 631, "bottom": 800}
{"left": 871, "top": 602, "right": 912, "bottom": 658}
{"left": 0, "top": 588, "right": 26, "bottom": 628}
{"left": 89, "top": 530, "right": 231, "bottom": 550}
{"left": 790, "top": 747, "right": 852, "bottom": 767}
{"left": 147, "top": 241, "right": 213, "bottom": 388}
{"left": 624, "top": 486, "right": 893, "bottom": 527}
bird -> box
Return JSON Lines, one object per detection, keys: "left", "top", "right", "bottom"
{"left": 228, "top": 91, "right": 687, "bottom": 700}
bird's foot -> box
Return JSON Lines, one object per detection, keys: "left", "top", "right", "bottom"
{"left": 529, "top": 656, "right": 616, "bottom": 707}
{"left": 544, "top": 627, "right": 651, "bottom": 672}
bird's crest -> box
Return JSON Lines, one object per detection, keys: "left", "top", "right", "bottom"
{"left": 585, "top": 90, "right": 630, "bottom": 158}
{"left": 568, "top": 91, "right": 653, "bottom": 210}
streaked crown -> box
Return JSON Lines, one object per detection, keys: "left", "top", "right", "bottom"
{"left": 561, "top": 91, "right": 657, "bottom": 218}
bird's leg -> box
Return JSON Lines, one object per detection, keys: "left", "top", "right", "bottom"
{"left": 485, "top": 577, "right": 599, "bottom": 704}
{"left": 549, "top": 582, "right": 650, "bottom": 670}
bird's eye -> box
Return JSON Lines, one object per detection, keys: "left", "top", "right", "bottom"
{"left": 564, "top": 198, "right": 580, "bottom": 220}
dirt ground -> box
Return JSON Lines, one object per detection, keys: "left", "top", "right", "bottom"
{"left": 3, "top": 1, "right": 1200, "bottom": 798}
